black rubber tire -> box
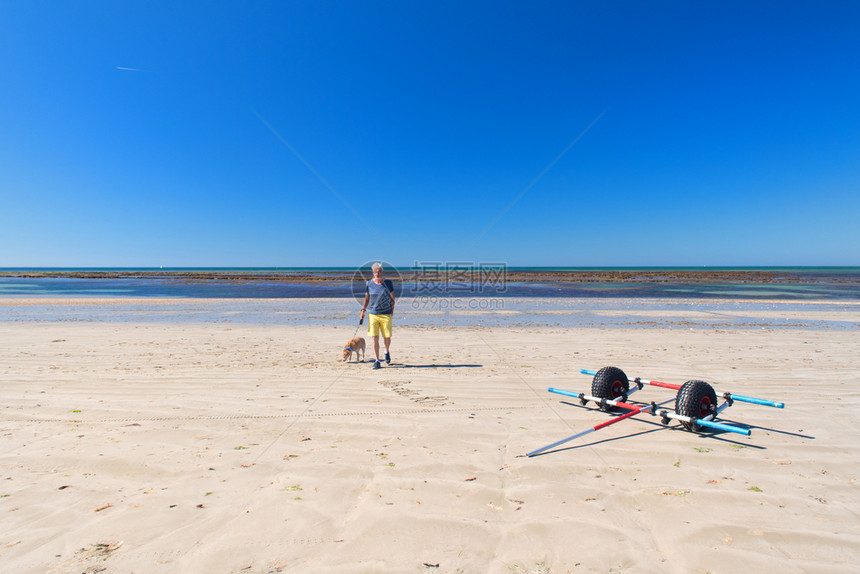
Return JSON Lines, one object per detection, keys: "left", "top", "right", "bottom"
{"left": 591, "top": 366, "right": 629, "bottom": 412}
{"left": 675, "top": 380, "right": 717, "bottom": 431}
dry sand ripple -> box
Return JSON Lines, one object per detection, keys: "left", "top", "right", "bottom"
{"left": 1, "top": 303, "right": 859, "bottom": 573}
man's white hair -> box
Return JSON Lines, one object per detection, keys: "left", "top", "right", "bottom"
{"left": 372, "top": 262, "right": 383, "bottom": 271}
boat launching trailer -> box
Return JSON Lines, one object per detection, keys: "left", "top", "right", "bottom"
{"left": 527, "top": 366, "right": 785, "bottom": 457}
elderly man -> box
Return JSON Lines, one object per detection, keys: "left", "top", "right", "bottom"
{"left": 359, "top": 262, "right": 395, "bottom": 369}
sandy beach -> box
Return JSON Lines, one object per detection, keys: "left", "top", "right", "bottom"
{"left": 1, "top": 298, "right": 859, "bottom": 573}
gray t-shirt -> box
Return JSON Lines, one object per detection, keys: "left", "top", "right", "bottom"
{"left": 366, "top": 279, "right": 394, "bottom": 315}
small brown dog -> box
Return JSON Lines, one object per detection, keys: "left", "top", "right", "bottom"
{"left": 342, "top": 337, "right": 366, "bottom": 362}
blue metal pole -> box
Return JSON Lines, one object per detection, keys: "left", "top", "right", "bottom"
{"left": 526, "top": 427, "right": 597, "bottom": 457}
{"left": 654, "top": 403, "right": 751, "bottom": 436}
{"left": 548, "top": 387, "right": 581, "bottom": 399}
{"left": 728, "top": 394, "right": 785, "bottom": 409}
{"left": 692, "top": 417, "right": 751, "bottom": 436}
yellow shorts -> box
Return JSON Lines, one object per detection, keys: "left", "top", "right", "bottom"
{"left": 368, "top": 314, "right": 393, "bottom": 338}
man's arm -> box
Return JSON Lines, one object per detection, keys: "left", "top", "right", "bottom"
{"left": 360, "top": 293, "right": 369, "bottom": 320}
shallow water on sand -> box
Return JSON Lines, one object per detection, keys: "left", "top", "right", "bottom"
{"left": 1, "top": 297, "right": 857, "bottom": 330}
{"left": 1, "top": 275, "right": 859, "bottom": 301}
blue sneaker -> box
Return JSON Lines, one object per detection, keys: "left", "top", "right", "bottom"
{"left": 384, "top": 352, "right": 391, "bottom": 364}
{"left": 372, "top": 360, "right": 381, "bottom": 370}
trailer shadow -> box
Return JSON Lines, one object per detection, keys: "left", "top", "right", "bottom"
{"left": 531, "top": 402, "right": 771, "bottom": 456}
{"left": 532, "top": 427, "right": 667, "bottom": 456}
{"left": 532, "top": 423, "right": 767, "bottom": 456}
{"left": 558, "top": 399, "right": 770, "bottom": 441}
{"left": 741, "top": 424, "right": 814, "bottom": 440}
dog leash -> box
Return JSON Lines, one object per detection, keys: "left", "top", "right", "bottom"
{"left": 349, "top": 315, "right": 363, "bottom": 340}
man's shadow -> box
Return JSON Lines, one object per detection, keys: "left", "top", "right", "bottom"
{"left": 385, "top": 363, "right": 483, "bottom": 369}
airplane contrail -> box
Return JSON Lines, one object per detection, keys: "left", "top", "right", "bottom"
{"left": 115, "top": 66, "right": 146, "bottom": 72}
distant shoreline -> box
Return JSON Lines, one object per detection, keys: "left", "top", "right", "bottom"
{"left": 2, "top": 268, "right": 860, "bottom": 285}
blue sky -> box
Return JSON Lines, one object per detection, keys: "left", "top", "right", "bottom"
{"left": 1, "top": 1, "right": 858, "bottom": 267}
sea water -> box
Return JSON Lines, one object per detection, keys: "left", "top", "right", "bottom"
{"left": 0, "top": 268, "right": 858, "bottom": 329}
{"left": 1, "top": 267, "right": 859, "bottom": 300}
